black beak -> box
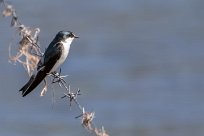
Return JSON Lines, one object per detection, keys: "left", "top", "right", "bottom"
{"left": 69, "top": 31, "right": 79, "bottom": 38}
{"left": 74, "top": 35, "right": 79, "bottom": 38}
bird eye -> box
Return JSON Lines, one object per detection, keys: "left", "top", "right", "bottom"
{"left": 68, "top": 33, "right": 74, "bottom": 38}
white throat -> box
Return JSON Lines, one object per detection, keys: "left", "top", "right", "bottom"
{"left": 51, "top": 37, "right": 74, "bottom": 72}
{"left": 64, "top": 37, "right": 74, "bottom": 46}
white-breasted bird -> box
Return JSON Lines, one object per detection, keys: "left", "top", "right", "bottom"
{"left": 19, "top": 31, "right": 79, "bottom": 97}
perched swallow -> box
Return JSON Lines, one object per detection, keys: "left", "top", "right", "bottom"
{"left": 19, "top": 31, "right": 79, "bottom": 97}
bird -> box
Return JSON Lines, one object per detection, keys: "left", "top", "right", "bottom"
{"left": 19, "top": 31, "right": 79, "bottom": 97}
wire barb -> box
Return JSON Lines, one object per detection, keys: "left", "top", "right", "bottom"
{"left": 61, "top": 86, "right": 81, "bottom": 108}
{"left": 47, "top": 68, "right": 68, "bottom": 88}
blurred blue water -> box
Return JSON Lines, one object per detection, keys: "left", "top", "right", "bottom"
{"left": 1, "top": 0, "right": 204, "bottom": 136}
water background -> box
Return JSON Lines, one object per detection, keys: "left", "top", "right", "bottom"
{"left": 1, "top": 0, "right": 204, "bottom": 136}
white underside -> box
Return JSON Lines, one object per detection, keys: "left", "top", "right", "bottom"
{"left": 50, "top": 38, "right": 73, "bottom": 72}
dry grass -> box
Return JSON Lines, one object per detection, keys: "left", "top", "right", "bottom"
{"left": 1, "top": 0, "right": 41, "bottom": 76}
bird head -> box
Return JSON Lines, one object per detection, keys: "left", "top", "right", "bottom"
{"left": 56, "top": 31, "right": 79, "bottom": 42}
